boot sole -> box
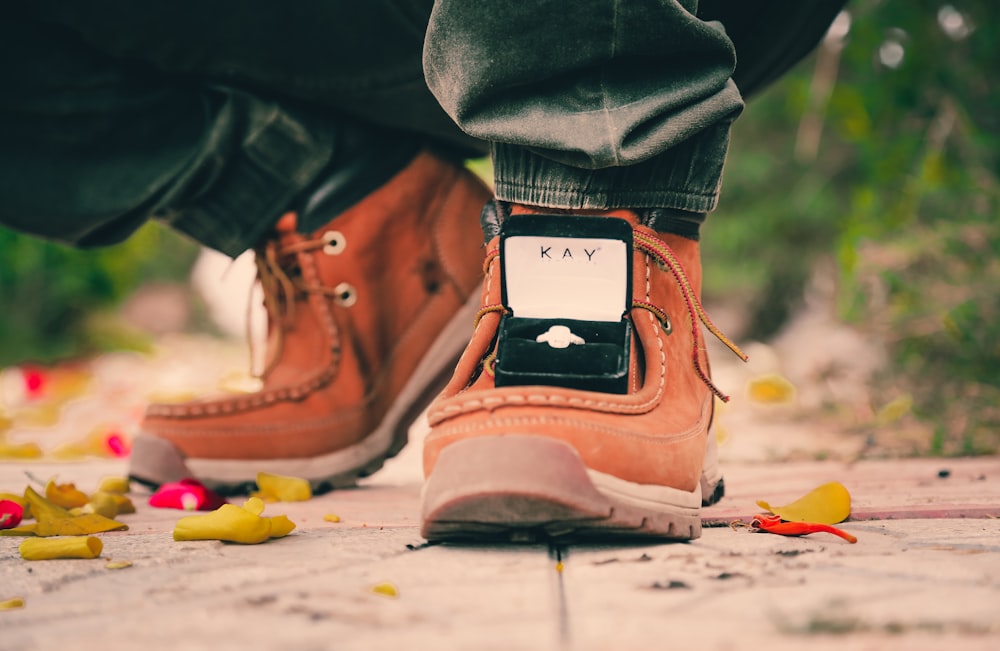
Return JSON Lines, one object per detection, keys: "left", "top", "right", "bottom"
{"left": 130, "top": 292, "right": 481, "bottom": 494}
{"left": 421, "top": 435, "right": 704, "bottom": 542}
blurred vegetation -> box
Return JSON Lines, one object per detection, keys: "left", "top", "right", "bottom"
{"left": 705, "top": 0, "right": 999, "bottom": 454}
{"left": 0, "top": 223, "right": 199, "bottom": 366}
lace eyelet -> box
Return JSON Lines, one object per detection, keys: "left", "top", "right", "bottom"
{"left": 321, "top": 230, "right": 346, "bottom": 255}
{"left": 662, "top": 315, "right": 672, "bottom": 335}
{"left": 333, "top": 282, "right": 358, "bottom": 307}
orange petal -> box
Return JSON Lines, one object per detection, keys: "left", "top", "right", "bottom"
{"left": 45, "top": 480, "right": 90, "bottom": 509}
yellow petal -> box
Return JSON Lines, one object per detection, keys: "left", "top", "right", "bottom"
{"left": 105, "top": 560, "right": 133, "bottom": 570}
{"left": 370, "top": 582, "right": 399, "bottom": 598}
{"left": 173, "top": 504, "right": 272, "bottom": 544}
{"left": 33, "top": 513, "right": 128, "bottom": 536}
{"left": 106, "top": 493, "right": 136, "bottom": 515}
{"left": 79, "top": 492, "right": 134, "bottom": 518}
{"left": 97, "top": 476, "right": 131, "bottom": 494}
{"left": 242, "top": 496, "right": 266, "bottom": 516}
{"left": 757, "top": 481, "right": 852, "bottom": 525}
{"left": 255, "top": 472, "right": 312, "bottom": 502}
{"left": 875, "top": 395, "right": 913, "bottom": 425}
{"left": 0, "top": 523, "right": 37, "bottom": 536}
{"left": 747, "top": 374, "right": 796, "bottom": 404}
{"left": 0, "top": 597, "right": 25, "bottom": 610}
{"left": 323, "top": 514, "right": 341, "bottom": 523}
{"left": 20, "top": 536, "right": 103, "bottom": 560}
{"left": 267, "top": 515, "right": 296, "bottom": 538}
{"left": 0, "top": 441, "right": 44, "bottom": 459}
{"left": 82, "top": 492, "right": 120, "bottom": 519}
{"left": 24, "top": 486, "right": 70, "bottom": 521}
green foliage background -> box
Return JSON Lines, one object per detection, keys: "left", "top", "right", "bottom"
{"left": 0, "top": 224, "right": 199, "bottom": 366}
{"left": 0, "top": 0, "right": 996, "bottom": 453}
{"left": 704, "top": 0, "right": 999, "bottom": 454}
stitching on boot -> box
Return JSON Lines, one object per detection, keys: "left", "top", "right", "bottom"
{"left": 431, "top": 406, "right": 709, "bottom": 443}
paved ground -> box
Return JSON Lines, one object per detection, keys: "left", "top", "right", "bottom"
{"left": 1, "top": 337, "right": 999, "bottom": 650}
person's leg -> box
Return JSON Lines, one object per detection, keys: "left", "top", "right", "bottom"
{"left": 0, "top": 4, "right": 490, "bottom": 491}
{"left": 419, "top": 0, "right": 845, "bottom": 541}
{"left": 0, "top": 4, "right": 457, "bottom": 254}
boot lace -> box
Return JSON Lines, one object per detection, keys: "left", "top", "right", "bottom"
{"left": 632, "top": 229, "right": 748, "bottom": 402}
{"left": 249, "top": 233, "right": 347, "bottom": 378}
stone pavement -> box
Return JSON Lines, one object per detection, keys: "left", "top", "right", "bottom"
{"left": 2, "top": 442, "right": 999, "bottom": 651}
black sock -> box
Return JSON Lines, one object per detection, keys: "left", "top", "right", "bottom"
{"left": 295, "top": 125, "right": 421, "bottom": 233}
{"left": 641, "top": 208, "right": 705, "bottom": 241}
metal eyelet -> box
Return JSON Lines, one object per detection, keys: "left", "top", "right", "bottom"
{"left": 321, "top": 230, "right": 346, "bottom": 255}
{"left": 333, "top": 282, "right": 358, "bottom": 307}
{"left": 662, "top": 315, "right": 673, "bottom": 335}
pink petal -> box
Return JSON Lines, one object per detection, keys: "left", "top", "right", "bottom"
{"left": 148, "top": 479, "right": 227, "bottom": 511}
{"left": 0, "top": 500, "right": 24, "bottom": 530}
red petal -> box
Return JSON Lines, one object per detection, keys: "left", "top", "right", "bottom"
{"left": 22, "top": 367, "right": 46, "bottom": 399}
{"left": 0, "top": 500, "right": 24, "bottom": 529}
{"left": 148, "top": 479, "right": 227, "bottom": 511}
{"left": 104, "top": 432, "right": 131, "bottom": 458}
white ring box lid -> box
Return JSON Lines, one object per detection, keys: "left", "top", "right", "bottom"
{"left": 502, "top": 233, "right": 629, "bottom": 323}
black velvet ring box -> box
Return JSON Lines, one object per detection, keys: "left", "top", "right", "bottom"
{"left": 494, "top": 215, "right": 633, "bottom": 394}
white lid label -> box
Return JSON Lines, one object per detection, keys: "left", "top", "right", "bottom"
{"left": 503, "top": 235, "right": 628, "bottom": 322}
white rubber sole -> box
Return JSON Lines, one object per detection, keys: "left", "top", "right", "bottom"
{"left": 421, "top": 435, "right": 704, "bottom": 542}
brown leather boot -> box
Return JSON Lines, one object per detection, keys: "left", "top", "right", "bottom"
{"left": 130, "top": 151, "right": 491, "bottom": 492}
{"left": 420, "top": 207, "right": 745, "bottom": 541}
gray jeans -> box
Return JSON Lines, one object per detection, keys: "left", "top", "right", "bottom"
{"left": 0, "top": 1, "right": 844, "bottom": 256}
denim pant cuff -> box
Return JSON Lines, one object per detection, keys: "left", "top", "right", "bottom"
{"left": 491, "top": 120, "right": 732, "bottom": 213}
{"left": 164, "top": 104, "right": 335, "bottom": 257}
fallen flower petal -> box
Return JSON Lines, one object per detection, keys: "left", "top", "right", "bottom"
{"left": 97, "top": 476, "right": 131, "bottom": 494}
{"left": 0, "top": 524, "right": 37, "bottom": 537}
{"left": 78, "top": 492, "right": 120, "bottom": 519}
{"left": 756, "top": 481, "right": 852, "bottom": 525}
{"left": 24, "top": 486, "right": 71, "bottom": 521}
{"left": 0, "top": 500, "right": 24, "bottom": 530}
{"left": 101, "top": 492, "right": 136, "bottom": 516}
{"left": 751, "top": 514, "right": 858, "bottom": 544}
{"left": 255, "top": 472, "right": 312, "bottom": 502}
{"left": 173, "top": 504, "right": 272, "bottom": 544}
{"left": 103, "top": 431, "right": 131, "bottom": 458}
{"left": 242, "top": 496, "right": 266, "bottom": 516}
{"left": 0, "top": 441, "right": 43, "bottom": 459}
{"left": 267, "top": 515, "right": 296, "bottom": 538}
{"left": 21, "top": 366, "right": 47, "bottom": 400}
{"left": 0, "top": 493, "right": 28, "bottom": 513}
{"left": 105, "top": 560, "right": 133, "bottom": 570}
{"left": 370, "top": 582, "right": 399, "bottom": 598}
{"left": 149, "top": 479, "right": 227, "bottom": 511}
{"left": 33, "top": 513, "right": 128, "bottom": 537}
{"left": 20, "top": 536, "right": 104, "bottom": 560}
{"left": 323, "top": 514, "right": 341, "bottom": 523}
{"left": 0, "top": 597, "right": 25, "bottom": 610}
{"left": 747, "top": 373, "right": 796, "bottom": 404}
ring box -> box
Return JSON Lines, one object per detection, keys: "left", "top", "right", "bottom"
{"left": 494, "top": 215, "right": 633, "bottom": 394}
